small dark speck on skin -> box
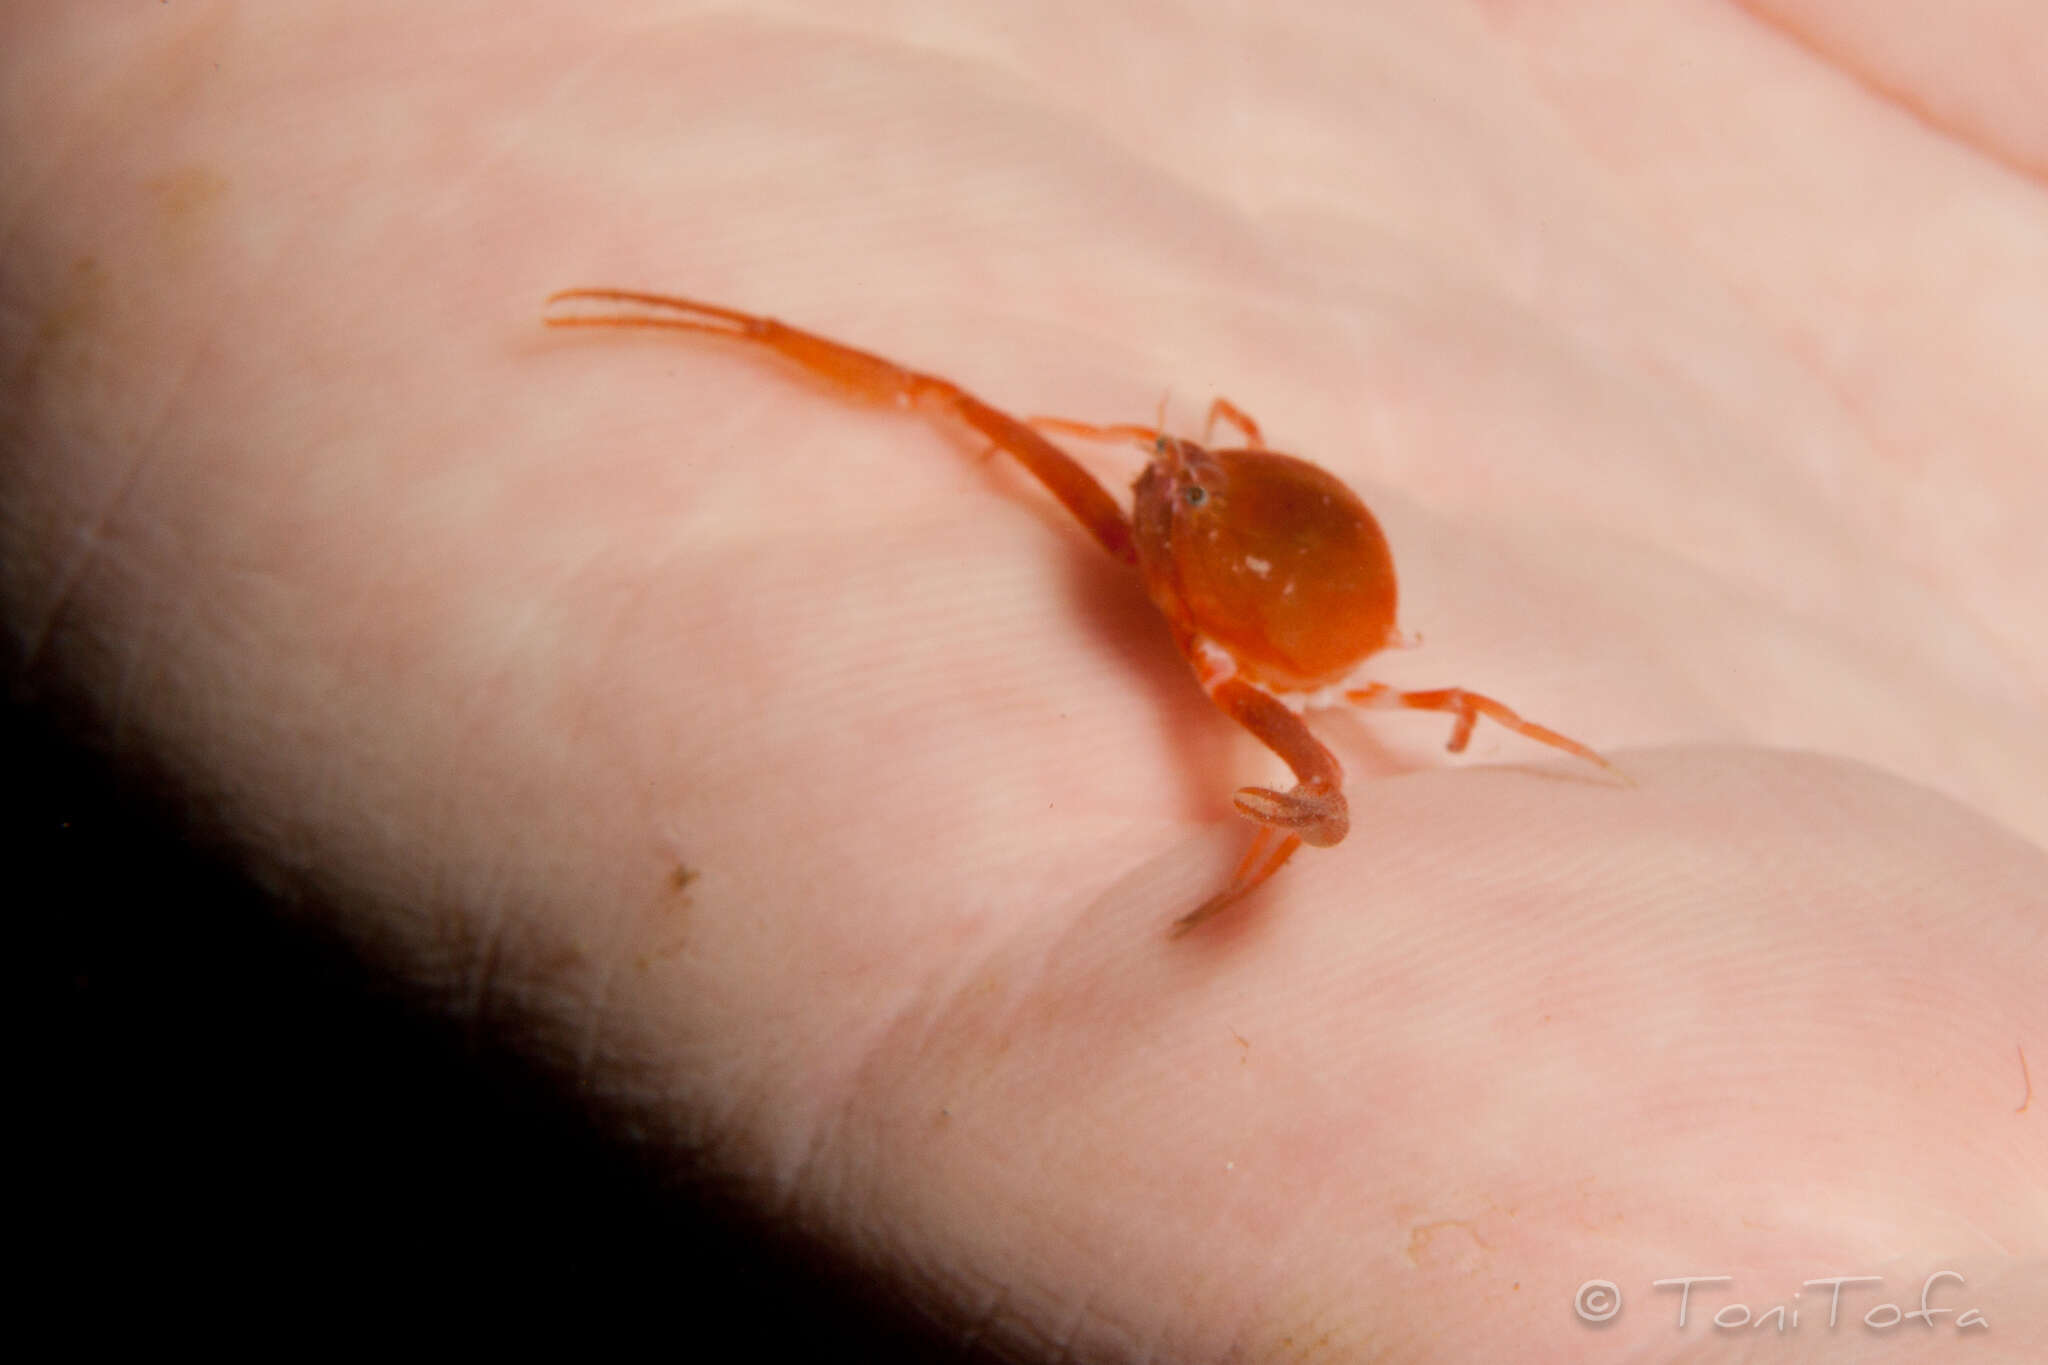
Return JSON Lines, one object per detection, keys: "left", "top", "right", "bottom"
{"left": 638, "top": 869, "right": 697, "bottom": 967}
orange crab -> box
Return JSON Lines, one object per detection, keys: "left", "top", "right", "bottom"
{"left": 544, "top": 289, "right": 1616, "bottom": 932}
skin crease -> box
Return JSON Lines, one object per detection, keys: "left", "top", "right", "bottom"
{"left": 4, "top": 1, "right": 2046, "bottom": 1359}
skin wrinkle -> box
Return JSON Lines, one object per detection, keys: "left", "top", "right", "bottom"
{"left": 1731, "top": 0, "right": 2048, "bottom": 186}
{"left": 1478, "top": 11, "right": 2042, "bottom": 739}
{"left": 758, "top": 981, "right": 916, "bottom": 1220}
{"left": 452, "top": 863, "right": 514, "bottom": 1045}
{"left": 1746, "top": 316, "right": 2031, "bottom": 693}
{"left": 769, "top": 1070, "right": 838, "bottom": 1221}
{"left": 15, "top": 449, "right": 136, "bottom": 680}
{"left": 568, "top": 899, "right": 626, "bottom": 1095}
{"left": 1687, "top": 5, "right": 2048, "bottom": 593}
{"left": 13, "top": 272, "right": 151, "bottom": 678}
{"left": 20, "top": 179, "right": 241, "bottom": 691}
{"left": 835, "top": 9, "right": 1309, "bottom": 314}
{"left": 1420, "top": 247, "right": 1888, "bottom": 679}
{"left": 793, "top": 10, "right": 1271, "bottom": 241}
{"left": 1046, "top": 1291, "right": 1092, "bottom": 1365}
{"left": 104, "top": 561, "right": 190, "bottom": 748}
{"left": 294, "top": 702, "right": 345, "bottom": 881}
{"left": 1458, "top": 19, "right": 1962, "bottom": 620}
{"left": 1131, "top": 1266, "right": 1212, "bottom": 1365}
{"left": 866, "top": 853, "right": 1108, "bottom": 1075}
{"left": 806, "top": 951, "right": 1028, "bottom": 1241}
{"left": 1481, "top": 64, "right": 1870, "bottom": 524}
{"left": 949, "top": 1275, "right": 1006, "bottom": 1355}
{"left": 1531, "top": 7, "right": 2046, "bottom": 729}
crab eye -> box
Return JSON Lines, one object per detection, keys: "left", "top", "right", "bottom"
{"left": 1183, "top": 485, "right": 1209, "bottom": 508}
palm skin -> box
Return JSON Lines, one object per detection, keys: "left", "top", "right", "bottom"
{"left": 4, "top": 3, "right": 2044, "bottom": 1359}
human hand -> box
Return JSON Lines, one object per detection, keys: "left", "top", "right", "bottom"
{"left": 5, "top": 3, "right": 2043, "bottom": 1358}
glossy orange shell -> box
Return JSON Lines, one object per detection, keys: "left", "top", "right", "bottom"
{"left": 1135, "top": 447, "right": 1398, "bottom": 692}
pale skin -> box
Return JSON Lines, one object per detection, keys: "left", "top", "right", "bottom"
{"left": 5, "top": 4, "right": 2046, "bottom": 1360}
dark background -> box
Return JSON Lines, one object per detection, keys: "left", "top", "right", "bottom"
{"left": 19, "top": 698, "right": 972, "bottom": 1357}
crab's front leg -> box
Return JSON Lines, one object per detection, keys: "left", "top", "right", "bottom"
{"left": 1173, "top": 675, "right": 1349, "bottom": 935}
{"left": 1344, "top": 682, "right": 1619, "bottom": 775}
{"left": 545, "top": 289, "right": 1139, "bottom": 566}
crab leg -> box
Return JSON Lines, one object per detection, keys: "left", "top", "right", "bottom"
{"left": 546, "top": 289, "right": 1137, "bottom": 565}
{"left": 1171, "top": 676, "right": 1349, "bottom": 934}
{"left": 1344, "top": 682, "right": 1617, "bottom": 773}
